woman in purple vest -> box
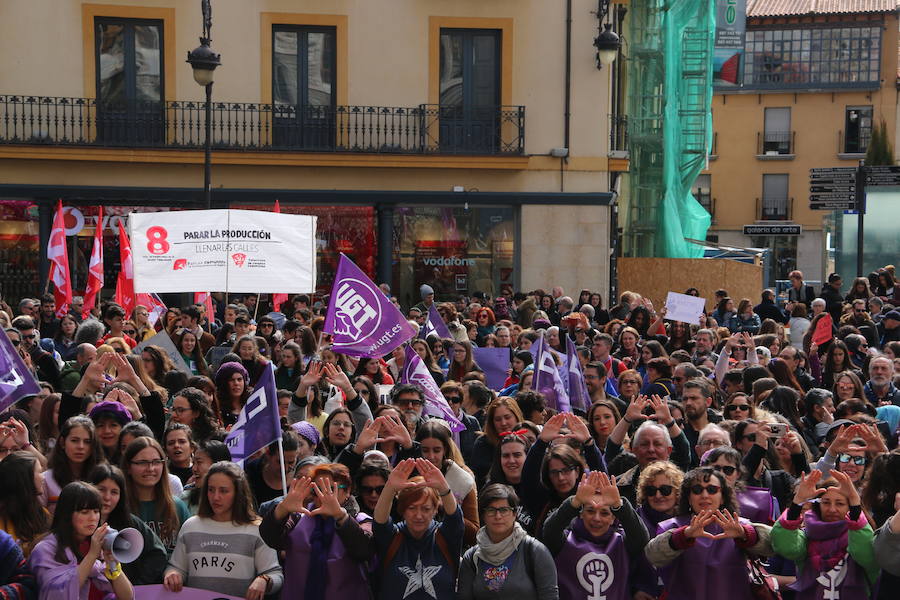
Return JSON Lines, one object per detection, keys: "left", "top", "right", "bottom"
{"left": 458, "top": 484, "right": 558, "bottom": 599}
{"left": 632, "top": 461, "right": 684, "bottom": 600}
{"left": 542, "top": 471, "right": 649, "bottom": 600}
{"left": 771, "top": 469, "right": 878, "bottom": 599}
{"left": 258, "top": 462, "right": 374, "bottom": 600}
{"left": 701, "top": 447, "right": 778, "bottom": 524}
{"left": 645, "top": 466, "right": 774, "bottom": 600}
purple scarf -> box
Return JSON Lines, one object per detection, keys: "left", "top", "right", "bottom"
{"left": 304, "top": 515, "right": 336, "bottom": 600}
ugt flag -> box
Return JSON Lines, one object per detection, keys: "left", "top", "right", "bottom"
{"left": 224, "top": 363, "right": 281, "bottom": 466}
{"left": 419, "top": 303, "right": 451, "bottom": 340}
{"left": 530, "top": 330, "right": 571, "bottom": 412}
{"left": 324, "top": 254, "right": 417, "bottom": 357}
{"left": 0, "top": 332, "right": 41, "bottom": 413}
{"left": 565, "top": 336, "right": 591, "bottom": 412}
{"left": 400, "top": 345, "right": 464, "bottom": 432}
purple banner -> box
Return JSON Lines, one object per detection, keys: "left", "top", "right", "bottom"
{"left": 0, "top": 331, "right": 40, "bottom": 413}
{"left": 472, "top": 347, "right": 510, "bottom": 391}
{"left": 420, "top": 303, "right": 452, "bottom": 339}
{"left": 566, "top": 336, "right": 591, "bottom": 412}
{"left": 530, "top": 331, "right": 570, "bottom": 412}
{"left": 324, "top": 254, "right": 418, "bottom": 357}
{"left": 224, "top": 363, "right": 281, "bottom": 465}
{"left": 135, "top": 585, "right": 243, "bottom": 600}
{"left": 401, "top": 345, "right": 464, "bottom": 432}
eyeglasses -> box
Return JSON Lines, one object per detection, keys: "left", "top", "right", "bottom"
{"left": 9, "top": 339, "right": 20, "bottom": 347}
{"left": 690, "top": 484, "right": 721, "bottom": 495}
{"left": 330, "top": 421, "right": 353, "bottom": 429}
{"left": 360, "top": 485, "right": 385, "bottom": 495}
{"left": 444, "top": 396, "right": 462, "bottom": 403}
{"left": 395, "top": 398, "right": 424, "bottom": 407}
{"left": 22, "top": 334, "right": 36, "bottom": 340}
{"left": 698, "top": 439, "right": 727, "bottom": 448}
{"left": 483, "top": 506, "right": 514, "bottom": 516}
{"left": 837, "top": 454, "right": 866, "bottom": 466}
{"left": 260, "top": 323, "right": 274, "bottom": 328}
{"left": 548, "top": 466, "right": 578, "bottom": 478}
{"left": 711, "top": 465, "right": 737, "bottom": 476}
{"left": 131, "top": 459, "right": 166, "bottom": 468}
{"left": 171, "top": 406, "right": 193, "bottom": 415}
{"left": 620, "top": 380, "right": 641, "bottom": 386}
{"left": 644, "top": 485, "right": 674, "bottom": 497}
{"left": 726, "top": 404, "right": 751, "bottom": 412}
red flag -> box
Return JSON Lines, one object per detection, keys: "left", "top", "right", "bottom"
{"left": 114, "top": 220, "right": 136, "bottom": 316}
{"left": 271, "top": 200, "right": 289, "bottom": 311}
{"left": 47, "top": 200, "right": 73, "bottom": 317}
{"left": 136, "top": 293, "right": 167, "bottom": 326}
{"left": 195, "top": 292, "right": 215, "bottom": 325}
{"left": 812, "top": 313, "right": 834, "bottom": 347}
{"left": 82, "top": 206, "right": 104, "bottom": 319}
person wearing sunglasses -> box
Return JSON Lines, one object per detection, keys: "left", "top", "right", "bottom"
{"left": 723, "top": 392, "right": 756, "bottom": 421}
{"left": 632, "top": 461, "right": 684, "bottom": 599}
{"left": 646, "top": 466, "right": 775, "bottom": 599}
{"left": 772, "top": 469, "right": 878, "bottom": 600}
{"left": 701, "top": 446, "right": 779, "bottom": 526}
{"left": 259, "top": 462, "right": 373, "bottom": 600}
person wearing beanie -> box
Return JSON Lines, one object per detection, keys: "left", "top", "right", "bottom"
{"left": 413, "top": 284, "right": 436, "bottom": 315}
{"left": 291, "top": 421, "right": 321, "bottom": 459}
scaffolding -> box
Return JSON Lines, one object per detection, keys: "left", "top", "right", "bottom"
{"left": 624, "top": 0, "right": 714, "bottom": 258}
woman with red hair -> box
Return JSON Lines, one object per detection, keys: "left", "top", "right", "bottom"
{"left": 475, "top": 308, "right": 497, "bottom": 347}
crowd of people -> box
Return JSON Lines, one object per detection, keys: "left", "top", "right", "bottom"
{"left": 1, "top": 265, "right": 900, "bottom": 600}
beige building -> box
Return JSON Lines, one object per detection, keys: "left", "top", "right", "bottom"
{"left": 0, "top": 0, "right": 623, "bottom": 306}
{"left": 699, "top": 0, "right": 899, "bottom": 285}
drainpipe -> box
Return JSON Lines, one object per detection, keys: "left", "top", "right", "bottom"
{"left": 563, "top": 0, "right": 572, "bottom": 192}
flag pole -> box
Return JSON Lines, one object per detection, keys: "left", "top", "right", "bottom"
{"left": 277, "top": 436, "right": 288, "bottom": 497}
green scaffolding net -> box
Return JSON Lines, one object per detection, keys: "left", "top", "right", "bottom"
{"left": 624, "top": 0, "right": 714, "bottom": 258}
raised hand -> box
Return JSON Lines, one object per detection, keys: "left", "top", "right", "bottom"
{"left": 539, "top": 413, "right": 567, "bottom": 443}
{"left": 3, "top": 417, "right": 30, "bottom": 448}
{"left": 649, "top": 394, "right": 672, "bottom": 423}
{"left": 414, "top": 458, "right": 449, "bottom": 492}
{"left": 89, "top": 522, "right": 109, "bottom": 561}
{"left": 856, "top": 424, "right": 888, "bottom": 454}
{"left": 827, "top": 424, "right": 859, "bottom": 456}
{"left": 792, "top": 470, "right": 824, "bottom": 505}
{"left": 564, "top": 413, "right": 592, "bottom": 444}
{"left": 683, "top": 509, "right": 718, "bottom": 539}
{"left": 829, "top": 469, "right": 861, "bottom": 506}
{"left": 298, "top": 361, "right": 324, "bottom": 390}
{"left": 380, "top": 414, "right": 412, "bottom": 449}
{"left": 104, "top": 388, "right": 142, "bottom": 421}
{"left": 594, "top": 472, "right": 622, "bottom": 509}
{"left": 573, "top": 472, "right": 598, "bottom": 508}
{"left": 354, "top": 419, "right": 384, "bottom": 454}
{"left": 624, "top": 396, "right": 650, "bottom": 424}
{"left": 385, "top": 458, "right": 420, "bottom": 492}
{"left": 279, "top": 476, "right": 315, "bottom": 516}
{"left": 307, "top": 478, "right": 347, "bottom": 520}
{"left": 323, "top": 362, "right": 352, "bottom": 392}
{"left": 75, "top": 352, "right": 114, "bottom": 396}
{"left": 711, "top": 510, "right": 746, "bottom": 540}
{"left": 780, "top": 430, "right": 803, "bottom": 455}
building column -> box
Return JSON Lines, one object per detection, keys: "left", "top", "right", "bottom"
{"left": 376, "top": 204, "right": 394, "bottom": 287}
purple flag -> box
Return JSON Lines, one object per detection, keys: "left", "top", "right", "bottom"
{"left": 224, "top": 363, "right": 281, "bottom": 465}
{"left": 420, "top": 303, "right": 451, "bottom": 339}
{"left": 530, "top": 331, "right": 570, "bottom": 412}
{"left": 472, "top": 347, "right": 510, "bottom": 391}
{"left": 324, "top": 254, "right": 418, "bottom": 357}
{"left": 401, "top": 345, "right": 464, "bottom": 432}
{"left": 565, "top": 336, "right": 591, "bottom": 412}
{"left": 0, "top": 331, "right": 40, "bottom": 413}
{"left": 135, "top": 585, "right": 243, "bottom": 600}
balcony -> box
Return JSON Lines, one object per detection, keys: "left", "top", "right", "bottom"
{"left": 0, "top": 95, "right": 525, "bottom": 156}
{"left": 757, "top": 196, "right": 793, "bottom": 221}
{"left": 756, "top": 131, "right": 795, "bottom": 159}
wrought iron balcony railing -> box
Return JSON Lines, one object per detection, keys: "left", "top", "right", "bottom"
{"left": 0, "top": 95, "right": 525, "bottom": 156}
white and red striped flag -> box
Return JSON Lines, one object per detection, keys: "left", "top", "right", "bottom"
{"left": 136, "top": 292, "right": 167, "bottom": 326}
{"left": 82, "top": 206, "right": 104, "bottom": 319}
{"left": 195, "top": 292, "right": 215, "bottom": 325}
{"left": 47, "top": 200, "right": 73, "bottom": 317}
{"left": 114, "top": 220, "right": 136, "bottom": 316}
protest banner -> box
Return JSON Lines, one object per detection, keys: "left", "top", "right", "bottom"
{"left": 135, "top": 331, "right": 191, "bottom": 374}
{"left": 400, "top": 346, "right": 464, "bottom": 432}
{"left": 664, "top": 291, "right": 707, "bottom": 325}
{"left": 129, "top": 210, "right": 316, "bottom": 294}
{"left": 135, "top": 585, "right": 243, "bottom": 600}
{"left": 472, "top": 347, "right": 510, "bottom": 391}
{"left": 324, "top": 254, "right": 417, "bottom": 357}
{"left": 0, "top": 332, "right": 40, "bottom": 412}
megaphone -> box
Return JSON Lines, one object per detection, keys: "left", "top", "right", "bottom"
{"left": 103, "top": 527, "right": 144, "bottom": 563}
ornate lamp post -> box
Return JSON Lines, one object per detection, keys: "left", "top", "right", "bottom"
{"left": 186, "top": 0, "right": 221, "bottom": 209}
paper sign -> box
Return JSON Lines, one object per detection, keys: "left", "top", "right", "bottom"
{"left": 377, "top": 384, "right": 394, "bottom": 405}
{"left": 135, "top": 585, "right": 244, "bottom": 600}
{"left": 664, "top": 291, "right": 707, "bottom": 325}
{"left": 134, "top": 331, "right": 191, "bottom": 374}
{"left": 472, "top": 347, "right": 511, "bottom": 391}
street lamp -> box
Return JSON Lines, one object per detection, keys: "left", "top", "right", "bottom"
{"left": 594, "top": 23, "right": 620, "bottom": 69}
{"left": 186, "top": 0, "right": 221, "bottom": 209}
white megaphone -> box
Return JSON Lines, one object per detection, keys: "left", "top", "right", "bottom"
{"left": 103, "top": 527, "right": 144, "bottom": 563}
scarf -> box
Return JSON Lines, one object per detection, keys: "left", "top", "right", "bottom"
{"left": 572, "top": 514, "right": 617, "bottom": 544}
{"left": 473, "top": 522, "right": 527, "bottom": 566}
{"left": 303, "top": 514, "right": 336, "bottom": 600}
{"left": 802, "top": 510, "right": 850, "bottom": 572}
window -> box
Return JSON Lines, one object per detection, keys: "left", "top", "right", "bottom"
{"left": 742, "top": 25, "right": 881, "bottom": 89}
{"left": 272, "top": 26, "right": 337, "bottom": 149}
{"left": 762, "top": 107, "right": 791, "bottom": 154}
{"left": 761, "top": 174, "right": 789, "bottom": 220}
{"left": 95, "top": 18, "right": 164, "bottom": 144}
{"left": 438, "top": 29, "right": 501, "bottom": 153}
{"left": 691, "top": 174, "right": 713, "bottom": 215}
{"left": 844, "top": 106, "right": 873, "bottom": 154}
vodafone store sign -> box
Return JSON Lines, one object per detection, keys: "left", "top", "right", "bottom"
{"left": 129, "top": 210, "right": 316, "bottom": 293}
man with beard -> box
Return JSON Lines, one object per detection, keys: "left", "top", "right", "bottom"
{"left": 864, "top": 356, "right": 900, "bottom": 406}
{"left": 680, "top": 378, "right": 722, "bottom": 467}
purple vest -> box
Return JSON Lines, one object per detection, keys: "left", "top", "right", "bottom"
{"left": 284, "top": 513, "right": 372, "bottom": 599}
{"left": 554, "top": 520, "right": 630, "bottom": 600}
{"left": 788, "top": 512, "right": 868, "bottom": 600}
{"left": 633, "top": 505, "right": 672, "bottom": 596}
{"left": 738, "top": 487, "right": 776, "bottom": 525}
{"left": 657, "top": 515, "right": 755, "bottom": 600}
